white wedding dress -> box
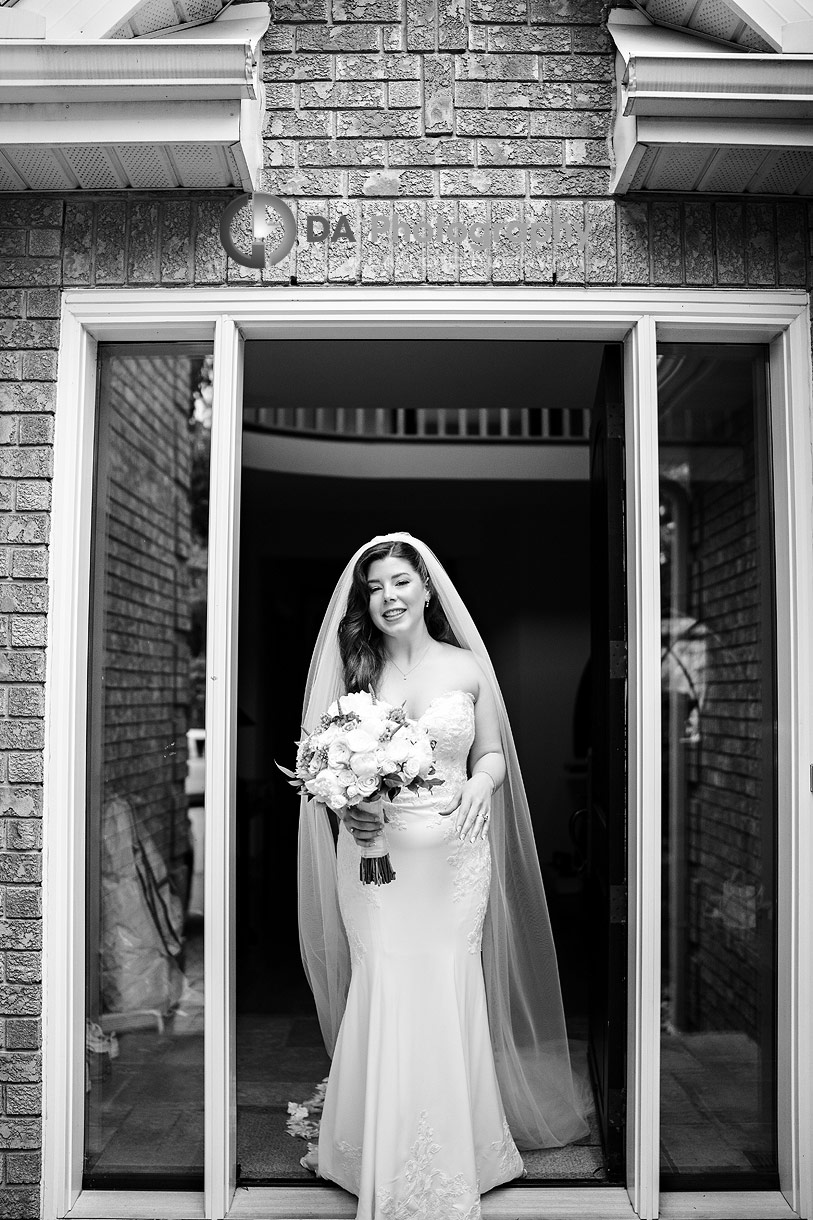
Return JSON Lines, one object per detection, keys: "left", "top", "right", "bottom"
{"left": 316, "top": 688, "right": 525, "bottom": 1219}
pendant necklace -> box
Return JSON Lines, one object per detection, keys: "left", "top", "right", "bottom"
{"left": 389, "top": 639, "right": 433, "bottom": 681}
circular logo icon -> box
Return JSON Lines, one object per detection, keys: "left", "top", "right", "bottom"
{"left": 219, "top": 193, "right": 297, "bottom": 269}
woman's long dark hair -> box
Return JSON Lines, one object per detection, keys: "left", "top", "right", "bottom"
{"left": 338, "top": 540, "right": 457, "bottom": 694}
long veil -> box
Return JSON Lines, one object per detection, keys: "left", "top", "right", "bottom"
{"left": 297, "top": 532, "right": 590, "bottom": 1149}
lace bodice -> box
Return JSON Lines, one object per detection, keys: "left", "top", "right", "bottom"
{"left": 392, "top": 689, "right": 475, "bottom": 808}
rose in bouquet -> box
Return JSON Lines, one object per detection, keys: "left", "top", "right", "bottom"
{"left": 278, "top": 689, "right": 442, "bottom": 885}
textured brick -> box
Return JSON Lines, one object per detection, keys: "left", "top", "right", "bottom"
{"left": 3, "top": 892, "right": 39, "bottom": 921}
{"left": 265, "top": 110, "right": 333, "bottom": 138}
{"left": 777, "top": 202, "right": 806, "bottom": 286}
{"left": 334, "top": 53, "right": 419, "bottom": 79}
{"left": 19, "top": 351, "right": 56, "bottom": 382}
{"left": 485, "top": 24, "right": 570, "bottom": 51}
{"left": 478, "top": 139, "right": 561, "bottom": 166}
{"left": 530, "top": 0, "right": 603, "bottom": 20}
{"left": 651, "top": 202, "right": 682, "bottom": 285}
{"left": 298, "top": 139, "right": 385, "bottom": 166}
{"left": 6, "top": 689, "right": 43, "bottom": 717}
{"left": 618, "top": 202, "right": 650, "bottom": 285}
{"left": 715, "top": 203, "right": 746, "bottom": 285}
{"left": 4, "top": 1152, "right": 40, "bottom": 1185}
{"left": 193, "top": 200, "right": 228, "bottom": 285}
{"left": 0, "top": 201, "right": 61, "bottom": 230}
{"left": 456, "top": 110, "right": 530, "bottom": 137}
{"left": 27, "top": 229, "right": 60, "bottom": 258}
{"left": 388, "top": 139, "right": 474, "bottom": 166}
{"left": 440, "top": 168, "right": 525, "bottom": 196}
{"left": 296, "top": 24, "right": 378, "bottom": 50}
{"left": 586, "top": 198, "right": 616, "bottom": 283}
{"left": 456, "top": 53, "right": 538, "bottom": 81}
{"left": 127, "top": 202, "right": 160, "bottom": 284}
{"left": 0, "top": 985, "right": 40, "bottom": 1015}
{"left": 438, "top": 0, "right": 466, "bottom": 49}
{"left": 0, "top": 259, "right": 60, "bottom": 289}
{"left": 5, "top": 1084, "right": 39, "bottom": 1116}
{"left": 0, "top": 923, "right": 40, "bottom": 952}
{"left": 529, "top": 166, "right": 609, "bottom": 194}
{"left": 264, "top": 139, "right": 297, "bottom": 166}
{"left": 425, "top": 55, "right": 454, "bottom": 134}
{"left": 0, "top": 293, "right": 23, "bottom": 319}
{"left": 0, "top": 322, "right": 57, "bottom": 350}
{"left": 0, "top": 385, "right": 55, "bottom": 416}
{"left": 0, "top": 1120, "right": 39, "bottom": 1149}
{"left": 349, "top": 168, "right": 434, "bottom": 196}
{"left": 22, "top": 291, "right": 58, "bottom": 319}
{"left": 12, "top": 484, "right": 50, "bottom": 514}
{"left": 406, "top": 0, "right": 434, "bottom": 51}
{"left": 334, "top": 0, "right": 400, "bottom": 18}
{"left": 5, "top": 955, "right": 40, "bottom": 986}
{"left": 471, "top": 0, "right": 527, "bottom": 18}
{"left": 160, "top": 201, "right": 193, "bottom": 284}
{"left": 62, "top": 203, "right": 94, "bottom": 286}
{"left": 273, "top": 0, "right": 328, "bottom": 19}
{"left": 0, "top": 790, "right": 39, "bottom": 820}
{"left": 337, "top": 110, "right": 420, "bottom": 137}
{"left": 299, "top": 81, "right": 385, "bottom": 108}
{"left": 0, "top": 1185, "right": 40, "bottom": 1216}
{"left": 95, "top": 201, "right": 127, "bottom": 285}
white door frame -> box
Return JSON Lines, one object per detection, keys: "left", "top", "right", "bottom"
{"left": 43, "top": 287, "right": 813, "bottom": 1220}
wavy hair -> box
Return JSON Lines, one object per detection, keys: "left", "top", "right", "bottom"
{"left": 338, "top": 539, "right": 457, "bottom": 694}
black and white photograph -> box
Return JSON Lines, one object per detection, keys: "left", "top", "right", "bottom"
{"left": 0, "top": 1, "right": 812, "bottom": 1219}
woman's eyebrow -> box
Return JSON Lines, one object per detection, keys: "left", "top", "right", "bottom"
{"left": 367, "top": 571, "right": 411, "bottom": 584}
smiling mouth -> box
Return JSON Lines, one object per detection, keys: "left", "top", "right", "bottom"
{"left": 382, "top": 608, "right": 406, "bottom": 621}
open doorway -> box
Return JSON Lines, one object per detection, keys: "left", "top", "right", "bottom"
{"left": 234, "top": 340, "right": 620, "bottom": 1187}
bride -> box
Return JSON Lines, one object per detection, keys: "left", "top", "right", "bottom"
{"left": 297, "top": 532, "right": 589, "bottom": 1219}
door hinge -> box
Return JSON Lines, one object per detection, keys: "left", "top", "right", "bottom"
{"left": 810, "top": 763, "right": 813, "bottom": 793}
{"left": 606, "top": 402, "right": 624, "bottom": 439}
{"left": 610, "top": 884, "right": 627, "bottom": 924}
{"left": 609, "top": 640, "right": 627, "bottom": 680}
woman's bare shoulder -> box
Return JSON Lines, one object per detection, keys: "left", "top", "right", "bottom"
{"left": 436, "top": 643, "right": 484, "bottom": 692}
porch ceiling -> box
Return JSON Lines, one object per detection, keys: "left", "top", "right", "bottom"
{"left": 0, "top": 1, "right": 268, "bottom": 191}
{"left": 609, "top": 9, "right": 813, "bottom": 194}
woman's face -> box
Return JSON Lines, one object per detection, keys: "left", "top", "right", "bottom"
{"left": 365, "top": 555, "right": 427, "bottom": 639}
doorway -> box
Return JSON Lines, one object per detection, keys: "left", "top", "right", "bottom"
{"left": 233, "top": 339, "right": 626, "bottom": 1188}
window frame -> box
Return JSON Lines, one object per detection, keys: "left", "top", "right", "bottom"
{"left": 43, "top": 287, "right": 813, "bottom": 1220}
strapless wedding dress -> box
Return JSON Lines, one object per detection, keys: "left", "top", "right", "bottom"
{"left": 316, "top": 688, "right": 525, "bottom": 1219}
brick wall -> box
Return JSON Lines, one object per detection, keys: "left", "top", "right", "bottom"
{"left": 685, "top": 426, "right": 770, "bottom": 1039}
{"left": 96, "top": 353, "right": 196, "bottom": 901}
{"left": 0, "top": 0, "right": 811, "bottom": 1211}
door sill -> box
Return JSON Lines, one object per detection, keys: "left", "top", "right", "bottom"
{"left": 659, "top": 1191, "right": 798, "bottom": 1219}
{"left": 66, "top": 1191, "right": 205, "bottom": 1219}
{"left": 227, "top": 1184, "right": 636, "bottom": 1219}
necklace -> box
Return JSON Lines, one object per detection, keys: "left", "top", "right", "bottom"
{"left": 388, "top": 639, "right": 433, "bottom": 681}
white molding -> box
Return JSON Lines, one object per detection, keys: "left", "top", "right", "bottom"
{"left": 43, "top": 306, "right": 98, "bottom": 1219}
{"left": 204, "top": 318, "right": 244, "bottom": 1220}
{"left": 624, "top": 316, "right": 662, "bottom": 1220}
{"left": 770, "top": 308, "right": 813, "bottom": 1220}
{"left": 45, "top": 286, "right": 811, "bottom": 1220}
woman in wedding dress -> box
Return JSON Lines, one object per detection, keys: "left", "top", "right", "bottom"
{"left": 297, "top": 533, "right": 589, "bottom": 1220}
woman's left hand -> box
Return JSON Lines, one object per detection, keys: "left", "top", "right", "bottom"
{"left": 444, "top": 773, "right": 493, "bottom": 842}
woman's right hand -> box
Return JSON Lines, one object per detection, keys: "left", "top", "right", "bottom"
{"left": 342, "top": 799, "right": 384, "bottom": 844}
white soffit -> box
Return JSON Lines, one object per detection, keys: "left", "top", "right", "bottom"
{"left": 609, "top": 9, "right": 813, "bottom": 194}
{"left": 0, "top": 2, "right": 270, "bottom": 191}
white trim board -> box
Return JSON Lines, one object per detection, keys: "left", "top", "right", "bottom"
{"left": 44, "top": 287, "right": 813, "bottom": 1220}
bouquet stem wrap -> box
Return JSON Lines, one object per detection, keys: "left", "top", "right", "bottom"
{"left": 356, "top": 804, "right": 396, "bottom": 885}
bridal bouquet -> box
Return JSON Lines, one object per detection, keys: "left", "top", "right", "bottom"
{"left": 278, "top": 690, "right": 442, "bottom": 885}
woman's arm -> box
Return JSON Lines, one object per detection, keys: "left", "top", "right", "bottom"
{"left": 447, "top": 660, "right": 505, "bottom": 842}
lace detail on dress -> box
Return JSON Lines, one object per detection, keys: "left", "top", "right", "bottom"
{"left": 447, "top": 837, "right": 491, "bottom": 954}
{"left": 375, "top": 1111, "right": 481, "bottom": 1220}
{"left": 489, "top": 1114, "right": 524, "bottom": 1179}
{"left": 335, "top": 1139, "right": 363, "bottom": 1184}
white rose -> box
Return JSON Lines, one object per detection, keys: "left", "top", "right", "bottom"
{"left": 314, "top": 724, "right": 341, "bottom": 748}
{"left": 344, "top": 728, "right": 379, "bottom": 754}
{"left": 305, "top": 770, "right": 347, "bottom": 809}
{"left": 354, "top": 773, "right": 379, "bottom": 798}
{"left": 387, "top": 727, "right": 412, "bottom": 763}
{"left": 349, "top": 750, "right": 378, "bottom": 779}
{"left": 339, "top": 692, "right": 373, "bottom": 716}
{"left": 356, "top": 717, "right": 385, "bottom": 741}
{"left": 327, "top": 740, "right": 351, "bottom": 767}
{"left": 402, "top": 755, "right": 420, "bottom": 780}
{"left": 376, "top": 750, "right": 399, "bottom": 775}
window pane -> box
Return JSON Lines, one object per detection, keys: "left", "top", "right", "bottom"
{"left": 84, "top": 346, "right": 212, "bottom": 1188}
{"left": 658, "top": 343, "right": 777, "bottom": 1185}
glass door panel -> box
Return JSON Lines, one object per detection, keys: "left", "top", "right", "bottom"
{"left": 84, "top": 345, "right": 212, "bottom": 1188}
{"left": 657, "top": 343, "right": 778, "bottom": 1186}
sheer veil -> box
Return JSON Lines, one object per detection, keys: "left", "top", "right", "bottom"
{"left": 297, "top": 532, "right": 590, "bottom": 1149}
